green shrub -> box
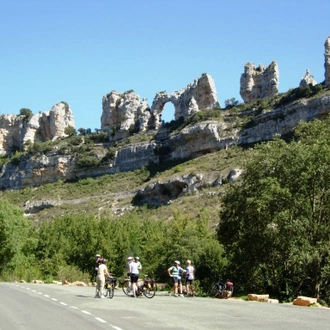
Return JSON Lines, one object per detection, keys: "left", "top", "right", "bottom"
{"left": 75, "top": 156, "right": 100, "bottom": 169}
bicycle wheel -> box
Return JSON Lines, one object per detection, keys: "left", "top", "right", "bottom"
{"left": 122, "top": 279, "right": 132, "bottom": 296}
{"left": 208, "top": 284, "right": 219, "bottom": 296}
{"left": 108, "top": 283, "right": 114, "bottom": 299}
{"left": 142, "top": 282, "right": 156, "bottom": 298}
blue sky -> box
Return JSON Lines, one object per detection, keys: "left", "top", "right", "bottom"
{"left": 1, "top": 0, "right": 329, "bottom": 130}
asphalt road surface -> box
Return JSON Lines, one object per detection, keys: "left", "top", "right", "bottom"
{"left": 0, "top": 282, "right": 329, "bottom": 330}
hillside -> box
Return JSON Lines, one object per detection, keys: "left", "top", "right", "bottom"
{"left": 0, "top": 143, "right": 249, "bottom": 226}
{"left": 1, "top": 84, "right": 330, "bottom": 225}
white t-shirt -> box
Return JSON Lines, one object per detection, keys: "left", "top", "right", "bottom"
{"left": 129, "top": 261, "right": 139, "bottom": 274}
{"left": 98, "top": 264, "right": 108, "bottom": 277}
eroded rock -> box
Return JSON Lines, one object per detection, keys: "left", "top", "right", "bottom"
{"left": 240, "top": 62, "right": 279, "bottom": 104}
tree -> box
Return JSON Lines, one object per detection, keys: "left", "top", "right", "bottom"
{"left": 224, "top": 98, "right": 239, "bottom": 109}
{"left": 78, "top": 128, "right": 87, "bottom": 135}
{"left": 0, "top": 199, "right": 37, "bottom": 278}
{"left": 64, "top": 125, "right": 77, "bottom": 137}
{"left": 19, "top": 108, "right": 33, "bottom": 119}
{"left": 218, "top": 118, "right": 330, "bottom": 303}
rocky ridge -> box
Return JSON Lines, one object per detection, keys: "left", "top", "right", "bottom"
{"left": 1, "top": 37, "right": 330, "bottom": 199}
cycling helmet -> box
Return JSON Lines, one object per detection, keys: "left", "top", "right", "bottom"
{"left": 127, "top": 256, "right": 133, "bottom": 260}
{"left": 135, "top": 256, "right": 140, "bottom": 260}
{"left": 174, "top": 260, "right": 180, "bottom": 265}
{"left": 96, "top": 254, "right": 101, "bottom": 257}
{"left": 103, "top": 259, "right": 107, "bottom": 263}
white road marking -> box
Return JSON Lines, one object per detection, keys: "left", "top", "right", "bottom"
{"left": 95, "top": 317, "right": 106, "bottom": 323}
{"left": 110, "top": 326, "right": 124, "bottom": 330}
{"left": 13, "top": 283, "right": 126, "bottom": 330}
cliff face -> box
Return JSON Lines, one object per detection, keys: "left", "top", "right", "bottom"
{"left": 1, "top": 37, "right": 330, "bottom": 190}
{"left": 1, "top": 90, "right": 330, "bottom": 190}
{"left": 0, "top": 102, "right": 75, "bottom": 155}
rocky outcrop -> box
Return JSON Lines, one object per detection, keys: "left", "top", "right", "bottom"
{"left": 0, "top": 142, "right": 158, "bottom": 189}
{"left": 0, "top": 102, "right": 75, "bottom": 155}
{"left": 1, "top": 90, "right": 330, "bottom": 191}
{"left": 168, "top": 121, "right": 236, "bottom": 161}
{"left": 134, "top": 173, "right": 224, "bottom": 206}
{"left": 324, "top": 36, "right": 330, "bottom": 86}
{"left": 101, "top": 90, "right": 151, "bottom": 139}
{"left": 299, "top": 69, "right": 317, "bottom": 89}
{"left": 101, "top": 74, "right": 220, "bottom": 134}
{"left": 238, "top": 93, "right": 330, "bottom": 145}
{"left": 240, "top": 62, "right": 279, "bottom": 104}
{"left": 0, "top": 154, "right": 76, "bottom": 190}
{"left": 151, "top": 73, "right": 219, "bottom": 129}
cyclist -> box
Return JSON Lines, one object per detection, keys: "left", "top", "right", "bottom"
{"left": 185, "top": 259, "right": 195, "bottom": 296}
{"left": 129, "top": 257, "right": 139, "bottom": 297}
{"left": 96, "top": 258, "right": 110, "bottom": 298}
{"left": 94, "top": 254, "right": 102, "bottom": 281}
{"left": 168, "top": 260, "right": 185, "bottom": 297}
{"left": 135, "top": 256, "right": 142, "bottom": 271}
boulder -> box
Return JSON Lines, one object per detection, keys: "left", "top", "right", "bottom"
{"left": 293, "top": 296, "right": 317, "bottom": 306}
{"left": 247, "top": 293, "right": 269, "bottom": 302}
{"left": 72, "top": 281, "right": 87, "bottom": 287}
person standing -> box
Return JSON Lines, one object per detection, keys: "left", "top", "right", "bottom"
{"left": 94, "top": 253, "right": 102, "bottom": 281}
{"left": 185, "top": 260, "right": 195, "bottom": 296}
{"left": 135, "top": 257, "right": 142, "bottom": 271}
{"left": 168, "top": 261, "right": 185, "bottom": 297}
{"left": 96, "top": 258, "right": 110, "bottom": 298}
{"left": 129, "top": 257, "right": 139, "bottom": 297}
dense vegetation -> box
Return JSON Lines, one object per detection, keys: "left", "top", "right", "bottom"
{"left": 0, "top": 200, "right": 226, "bottom": 294}
{"left": 219, "top": 118, "right": 330, "bottom": 305}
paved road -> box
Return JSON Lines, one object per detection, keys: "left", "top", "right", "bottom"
{"left": 0, "top": 282, "right": 329, "bottom": 330}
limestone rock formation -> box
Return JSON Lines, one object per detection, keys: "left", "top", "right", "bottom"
{"left": 101, "top": 74, "right": 220, "bottom": 134}
{"left": 134, "top": 173, "right": 223, "bottom": 206}
{"left": 240, "top": 61, "right": 279, "bottom": 103}
{"left": 299, "top": 69, "right": 317, "bottom": 88}
{"left": 151, "top": 73, "right": 219, "bottom": 129}
{"left": 0, "top": 102, "right": 75, "bottom": 155}
{"left": 101, "top": 90, "right": 150, "bottom": 140}
{"left": 324, "top": 36, "right": 330, "bottom": 86}
{"left": 238, "top": 93, "right": 330, "bottom": 145}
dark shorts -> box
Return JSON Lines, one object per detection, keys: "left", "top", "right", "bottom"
{"left": 130, "top": 273, "right": 139, "bottom": 283}
{"left": 186, "top": 279, "right": 194, "bottom": 285}
{"left": 172, "top": 276, "right": 182, "bottom": 284}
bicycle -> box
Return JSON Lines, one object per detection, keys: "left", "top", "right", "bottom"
{"left": 123, "top": 275, "right": 156, "bottom": 298}
{"left": 136, "top": 275, "right": 156, "bottom": 298}
{"left": 122, "top": 276, "right": 132, "bottom": 296}
{"left": 103, "top": 275, "right": 117, "bottom": 299}
{"left": 208, "top": 277, "right": 234, "bottom": 298}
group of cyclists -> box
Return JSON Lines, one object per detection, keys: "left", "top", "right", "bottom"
{"left": 168, "top": 259, "right": 195, "bottom": 297}
{"left": 94, "top": 254, "right": 196, "bottom": 298}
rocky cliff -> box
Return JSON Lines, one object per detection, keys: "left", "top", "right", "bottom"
{"left": 1, "top": 37, "right": 330, "bottom": 191}
{"left": 0, "top": 102, "right": 75, "bottom": 155}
